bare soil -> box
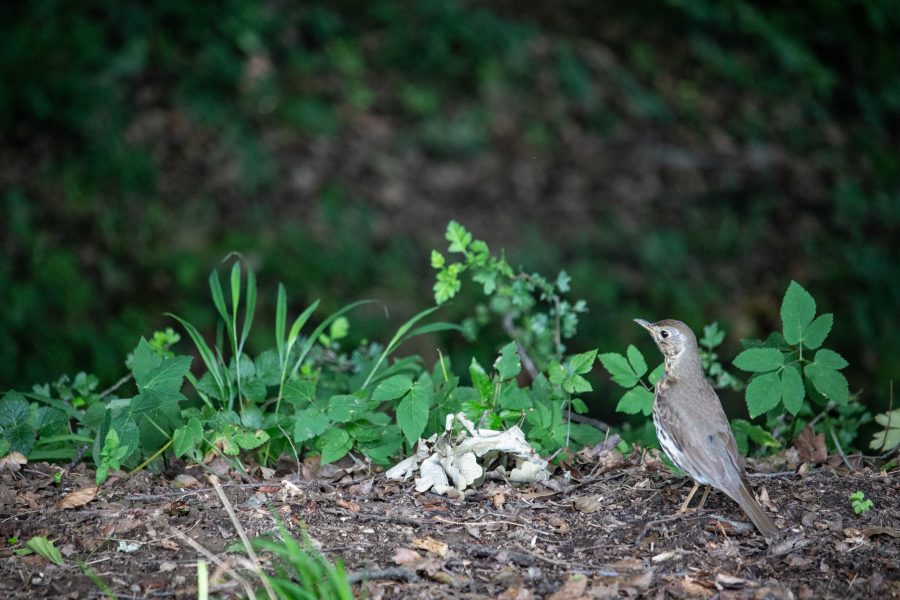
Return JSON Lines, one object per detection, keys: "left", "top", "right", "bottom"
{"left": 1, "top": 452, "right": 898, "bottom": 599}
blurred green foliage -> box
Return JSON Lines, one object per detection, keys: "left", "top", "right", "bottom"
{"left": 1, "top": 0, "right": 898, "bottom": 433}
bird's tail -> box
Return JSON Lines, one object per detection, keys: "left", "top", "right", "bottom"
{"left": 730, "top": 482, "right": 778, "bottom": 541}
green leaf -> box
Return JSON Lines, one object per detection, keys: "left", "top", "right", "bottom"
{"left": 570, "top": 349, "right": 599, "bottom": 375}
{"left": 598, "top": 353, "right": 639, "bottom": 388}
{"left": 745, "top": 372, "right": 782, "bottom": 418}
{"left": 499, "top": 385, "right": 532, "bottom": 410}
{"left": 494, "top": 342, "right": 521, "bottom": 380}
{"left": 567, "top": 423, "right": 605, "bottom": 447}
{"left": 648, "top": 363, "right": 665, "bottom": 385}
{"left": 327, "top": 395, "right": 366, "bottom": 423}
{"left": 803, "top": 314, "right": 833, "bottom": 349}
{"left": 430, "top": 250, "right": 445, "bottom": 269}
{"left": 397, "top": 382, "right": 431, "bottom": 445}
{"left": 26, "top": 536, "right": 64, "bottom": 566}
{"left": 173, "top": 417, "right": 203, "bottom": 458}
{"left": 813, "top": 348, "right": 848, "bottom": 370}
{"left": 616, "top": 386, "right": 654, "bottom": 416}
{"left": 781, "top": 281, "right": 816, "bottom": 345}
{"left": 571, "top": 398, "right": 589, "bottom": 414}
{"left": 319, "top": 429, "right": 352, "bottom": 464}
{"left": 731, "top": 419, "right": 779, "bottom": 454}
{"left": 781, "top": 365, "right": 805, "bottom": 415}
{"left": 0, "top": 392, "right": 36, "bottom": 455}
{"left": 132, "top": 340, "right": 192, "bottom": 402}
{"left": 283, "top": 380, "right": 316, "bottom": 407}
{"left": 234, "top": 429, "right": 268, "bottom": 450}
{"left": 254, "top": 350, "right": 281, "bottom": 386}
{"left": 804, "top": 364, "right": 849, "bottom": 405}
{"left": 445, "top": 220, "right": 472, "bottom": 253}
{"left": 371, "top": 376, "right": 413, "bottom": 403}
{"left": 732, "top": 348, "right": 785, "bottom": 372}
{"left": 469, "top": 360, "right": 493, "bottom": 402}
{"left": 870, "top": 410, "right": 900, "bottom": 451}
{"left": 626, "top": 346, "right": 647, "bottom": 378}
{"left": 293, "top": 409, "right": 331, "bottom": 443}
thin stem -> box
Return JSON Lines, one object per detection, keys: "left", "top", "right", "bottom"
{"left": 126, "top": 438, "right": 173, "bottom": 478}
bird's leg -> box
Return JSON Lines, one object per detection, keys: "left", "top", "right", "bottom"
{"left": 696, "top": 485, "right": 711, "bottom": 509}
{"left": 679, "top": 482, "right": 701, "bottom": 513}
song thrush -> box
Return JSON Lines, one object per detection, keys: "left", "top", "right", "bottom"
{"left": 635, "top": 318, "right": 778, "bottom": 540}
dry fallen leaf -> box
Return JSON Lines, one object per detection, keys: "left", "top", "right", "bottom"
{"left": 793, "top": 426, "right": 827, "bottom": 464}
{"left": 757, "top": 486, "right": 778, "bottom": 512}
{"left": 172, "top": 473, "right": 200, "bottom": 489}
{"left": 547, "top": 574, "right": 588, "bottom": 600}
{"left": 335, "top": 498, "right": 360, "bottom": 512}
{"left": 0, "top": 451, "right": 27, "bottom": 472}
{"left": 492, "top": 493, "right": 506, "bottom": 509}
{"left": 573, "top": 495, "right": 604, "bottom": 513}
{"left": 392, "top": 548, "right": 423, "bottom": 566}
{"left": 412, "top": 536, "right": 449, "bottom": 557}
{"left": 57, "top": 486, "right": 97, "bottom": 509}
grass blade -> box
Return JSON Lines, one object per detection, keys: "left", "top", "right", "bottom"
{"left": 240, "top": 267, "right": 257, "bottom": 351}
{"left": 290, "top": 300, "right": 371, "bottom": 380}
{"left": 276, "top": 284, "right": 287, "bottom": 364}
{"left": 167, "top": 313, "right": 226, "bottom": 401}
{"left": 208, "top": 270, "right": 230, "bottom": 333}
{"left": 230, "top": 261, "right": 241, "bottom": 327}
{"left": 361, "top": 305, "right": 442, "bottom": 389}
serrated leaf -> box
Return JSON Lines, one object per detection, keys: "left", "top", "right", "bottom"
{"left": 499, "top": 385, "right": 532, "bottom": 410}
{"left": 732, "top": 348, "right": 785, "bottom": 372}
{"left": 781, "top": 365, "right": 805, "bottom": 415}
{"left": 494, "top": 342, "right": 521, "bottom": 380}
{"left": 616, "top": 386, "right": 654, "bottom": 416}
{"left": 626, "top": 345, "right": 647, "bottom": 378}
{"left": 234, "top": 429, "right": 268, "bottom": 450}
{"left": 870, "top": 410, "right": 900, "bottom": 451}
{"left": 430, "top": 250, "right": 445, "bottom": 269}
{"left": 254, "top": 350, "right": 281, "bottom": 386}
{"left": 781, "top": 281, "right": 816, "bottom": 345}
{"left": 598, "top": 353, "right": 639, "bottom": 388}
{"left": 469, "top": 359, "right": 494, "bottom": 402}
{"left": 173, "top": 417, "right": 203, "bottom": 458}
{"left": 327, "top": 394, "right": 366, "bottom": 422}
{"left": 731, "top": 419, "right": 779, "bottom": 455}
{"left": 803, "top": 314, "right": 833, "bottom": 349}
{"left": 319, "top": 429, "right": 352, "bottom": 464}
{"left": 804, "top": 364, "right": 849, "bottom": 405}
{"left": 445, "top": 221, "right": 472, "bottom": 253}
{"left": 813, "top": 348, "right": 848, "bottom": 370}
{"left": 397, "top": 383, "right": 430, "bottom": 445}
{"left": 567, "top": 423, "right": 604, "bottom": 446}
{"left": 0, "top": 392, "right": 36, "bottom": 455}
{"left": 293, "top": 409, "right": 330, "bottom": 443}
{"left": 371, "top": 376, "right": 413, "bottom": 403}
{"left": 569, "top": 349, "right": 598, "bottom": 375}
{"left": 745, "top": 372, "right": 782, "bottom": 418}
{"left": 283, "top": 380, "right": 316, "bottom": 407}
{"left": 567, "top": 375, "right": 593, "bottom": 394}
{"left": 571, "top": 398, "right": 589, "bottom": 414}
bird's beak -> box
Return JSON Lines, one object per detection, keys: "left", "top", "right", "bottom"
{"left": 634, "top": 318, "right": 654, "bottom": 333}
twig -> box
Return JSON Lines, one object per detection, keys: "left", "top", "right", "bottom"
{"left": 208, "top": 475, "right": 277, "bottom": 600}
{"left": 65, "top": 444, "right": 91, "bottom": 470}
{"left": 346, "top": 567, "right": 419, "bottom": 584}
{"left": 98, "top": 373, "right": 133, "bottom": 400}
{"left": 829, "top": 427, "right": 854, "bottom": 471}
{"left": 169, "top": 526, "right": 257, "bottom": 600}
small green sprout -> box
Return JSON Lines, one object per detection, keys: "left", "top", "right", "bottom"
{"left": 850, "top": 491, "right": 873, "bottom": 514}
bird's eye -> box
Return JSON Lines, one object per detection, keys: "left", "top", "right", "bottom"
{"left": 660, "top": 330, "right": 670, "bottom": 339}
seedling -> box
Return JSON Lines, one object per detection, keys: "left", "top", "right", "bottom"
{"left": 850, "top": 491, "right": 873, "bottom": 514}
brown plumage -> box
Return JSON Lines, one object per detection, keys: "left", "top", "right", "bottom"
{"left": 635, "top": 318, "right": 779, "bottom": 541}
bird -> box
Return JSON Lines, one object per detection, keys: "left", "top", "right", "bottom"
{"left": 634, "top": 318, "right": 779, "bottom": 541}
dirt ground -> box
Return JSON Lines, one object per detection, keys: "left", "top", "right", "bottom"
{"left": 1, "top": 449, "right": 898, "bottom": 599}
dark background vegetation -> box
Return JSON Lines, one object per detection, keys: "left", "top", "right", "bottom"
{"left": 2, "top": 0, "right": 898, "bottom": 431}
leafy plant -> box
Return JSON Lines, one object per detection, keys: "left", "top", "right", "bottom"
{"left": 432, "top": 221, "right": 587, "bottom": 370}
{"left": 850, "top": 491, "right": 873, "bottom": 515}
{"left": 870, "top": 408, "right": 900, "bottom": 452}
{"left": 733, "top": 281, "right": 869, "bottom": 450}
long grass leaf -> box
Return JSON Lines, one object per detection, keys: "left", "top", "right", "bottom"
{"left": 167, "top": 313, "right": 226, "bottom": 398}
{"left": 230, "top": 262, "right": 241, "bottom": 327}
{"left": 276, "top": 284, "right": 287, "bottom": 364}
{"left": 208, "top": 271, "right": 230, "bottom": 333}
{"left": 290, "top": 300, "right": 371, "bottom": 380}
{"left": 398, "top": 321, "right": 465, "bottom": 345}
{"left": 240, "top": 267, "right": 256, "bottom": 351}
{"left": 361, "top": 305, "right": 441, "bottom": 389}
{"left": 288, "top": 301, "right": 321, "bottom": 349}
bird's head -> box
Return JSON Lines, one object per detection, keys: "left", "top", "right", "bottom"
{"left": 633, "top": 318, "right": 697, "bottom": 363}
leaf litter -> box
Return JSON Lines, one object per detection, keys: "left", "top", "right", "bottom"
{"left": 0, "top": 446, "right": 898, "bottom": 598}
